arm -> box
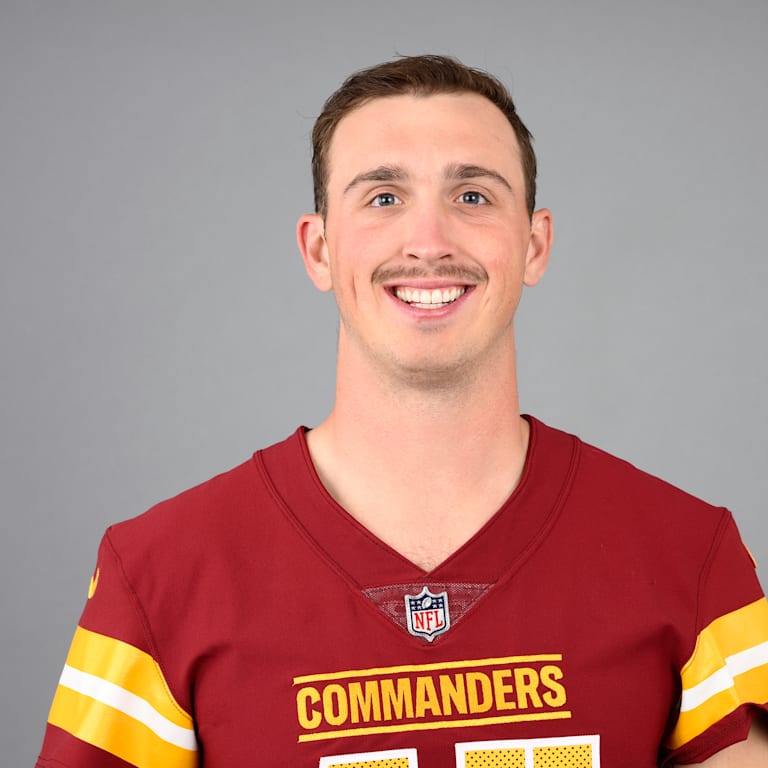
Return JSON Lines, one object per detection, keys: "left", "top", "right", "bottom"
{"left": 36, "top": 533, "right": 199, "bottom": 768}
{"left": 664, "top": 512, "right": 768, "bottom": 765}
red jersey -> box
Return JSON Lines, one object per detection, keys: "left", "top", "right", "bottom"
{"left": 36, "top": 417, "right": 768, "bottom": 767}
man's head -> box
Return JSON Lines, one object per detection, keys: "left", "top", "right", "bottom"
{"left": 311, "top": 55, "right": 537, "bottom": 219}
{"left": 298, "top": 74, "right": 552, "bottom": 389}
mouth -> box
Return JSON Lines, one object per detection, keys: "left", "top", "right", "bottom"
{"left": 393, "top": 286, "right": 467, "bottom": 309}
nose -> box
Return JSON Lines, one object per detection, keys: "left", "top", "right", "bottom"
{"left": 401, "top": 199, "right": 455, "bottom": 261}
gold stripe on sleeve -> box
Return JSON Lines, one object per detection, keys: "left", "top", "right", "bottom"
{"left": 64, "top": 626, "right": 192, "bottom": 728}
{"left": 49, "top": 684, "right": 197, "bottom": 768}
{"left": 47, "top": 626, "right": 197, "bottom": 767}
{"left": 668, "top": 598, "right": 768, "bottom": 749}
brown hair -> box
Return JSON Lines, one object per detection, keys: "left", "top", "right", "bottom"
{"left": 311, "top": 54, "right": 537, "bottom": 217}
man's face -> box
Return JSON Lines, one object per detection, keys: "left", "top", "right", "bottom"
{"left": 299, "top": 92, "right": 551, "bottom": 387}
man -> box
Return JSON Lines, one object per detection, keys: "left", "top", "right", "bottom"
{"left": 36, "top": 55, "right": 768, "bottom": 767}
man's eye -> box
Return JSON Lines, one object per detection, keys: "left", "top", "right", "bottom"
{"left": 458, "top": 190, "right": 488, "bottom": 205}
{"left": 370, "top": 192, "right": 400, "bottom": 207}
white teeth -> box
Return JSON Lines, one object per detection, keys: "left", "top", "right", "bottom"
{"left": 394, "top": 286, "right": 466, "bottom": 307}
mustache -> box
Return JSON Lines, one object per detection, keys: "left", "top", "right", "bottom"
{"left": 372, "top": 263, "right": 487, "bottom": 284}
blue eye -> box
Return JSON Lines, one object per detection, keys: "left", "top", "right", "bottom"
{"left": 459, "top": 191, "right": 487, "bottom": 205}
{"left": 370, "top": 192, "right": 400, "bottom": 207}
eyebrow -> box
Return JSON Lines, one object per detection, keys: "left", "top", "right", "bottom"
{"left": 343, "top": 165, "right": 405, "bottom": 196}
{"left": 446, "top": 163, "right": 513, "bottom": 192}
{"left": 343, "top": 163, "right": 513, "bottom": 196}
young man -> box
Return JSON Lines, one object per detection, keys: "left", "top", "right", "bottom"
{"left": 37, "top": 55, "right": 768, "bottom": 767}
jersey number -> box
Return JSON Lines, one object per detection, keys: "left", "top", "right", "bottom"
{"left": 319, "top": 735, "right": 600, "bottom": 767}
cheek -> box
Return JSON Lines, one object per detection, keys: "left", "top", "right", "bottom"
{"left": 329, "top": 230, "right": 387, "bottom": 280}
{"left": 324, "top": 249, "right": 369, "bottom": 307}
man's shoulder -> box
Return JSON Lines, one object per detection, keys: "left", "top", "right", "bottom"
{"left": 106, "top": 428, "right": 305, "bottom": 552}
{"left": 532, "top": 416, "right": 728, "bottom": 526}
{"left": 116, "top": 456, "right": 257, "bottom": 534}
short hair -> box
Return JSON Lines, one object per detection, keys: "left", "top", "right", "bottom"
{"left": 311, "top": 54, "right": 537, "bottom": 218}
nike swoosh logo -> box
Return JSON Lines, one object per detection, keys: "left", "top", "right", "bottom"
{"left": 88, "top": 568, "right": 100, "bottom": 599}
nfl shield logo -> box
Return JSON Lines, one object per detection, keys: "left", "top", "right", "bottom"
{"left": 405, "top": 586, "right": 451, "bottom": 641}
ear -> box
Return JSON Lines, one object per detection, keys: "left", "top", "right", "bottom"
{"left": 523, "top": 208, "right": 553, "bottom": 287}
{"left": 297, "top": 213, "right": 333, "bottom": 292}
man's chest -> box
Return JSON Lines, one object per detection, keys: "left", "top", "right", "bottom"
{"left": 187, "top": 566, "right": 679, "bottom": 768}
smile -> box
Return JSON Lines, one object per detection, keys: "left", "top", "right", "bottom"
{"left": 394, "top": 286, "right": 467, "bottom": 309}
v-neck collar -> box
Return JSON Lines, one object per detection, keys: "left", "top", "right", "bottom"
{"left": 255, "top": 416, "right": 580, "bottom": 591}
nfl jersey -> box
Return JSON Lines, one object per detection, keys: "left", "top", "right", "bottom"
{"left": 36, "top": 417, "right": 768, "bottom": 767}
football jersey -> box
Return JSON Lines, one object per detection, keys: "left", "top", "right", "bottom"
{"left": 36, "top": 417, "right": 768, "bottom": 767}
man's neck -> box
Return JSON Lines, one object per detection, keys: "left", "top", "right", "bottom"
{"left": 306, "top": 350, "right": 529, "bottom": 571}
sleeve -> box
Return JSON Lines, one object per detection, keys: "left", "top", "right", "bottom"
{"left": 35, "top": 531, "right": 199, "bottom": 768}
{"left": 662, "top": 512, "right": 768, "bottom": 765}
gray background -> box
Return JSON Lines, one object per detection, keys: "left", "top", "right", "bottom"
{"left": 2, "top": 1, "right": 766, "bottom": 763}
